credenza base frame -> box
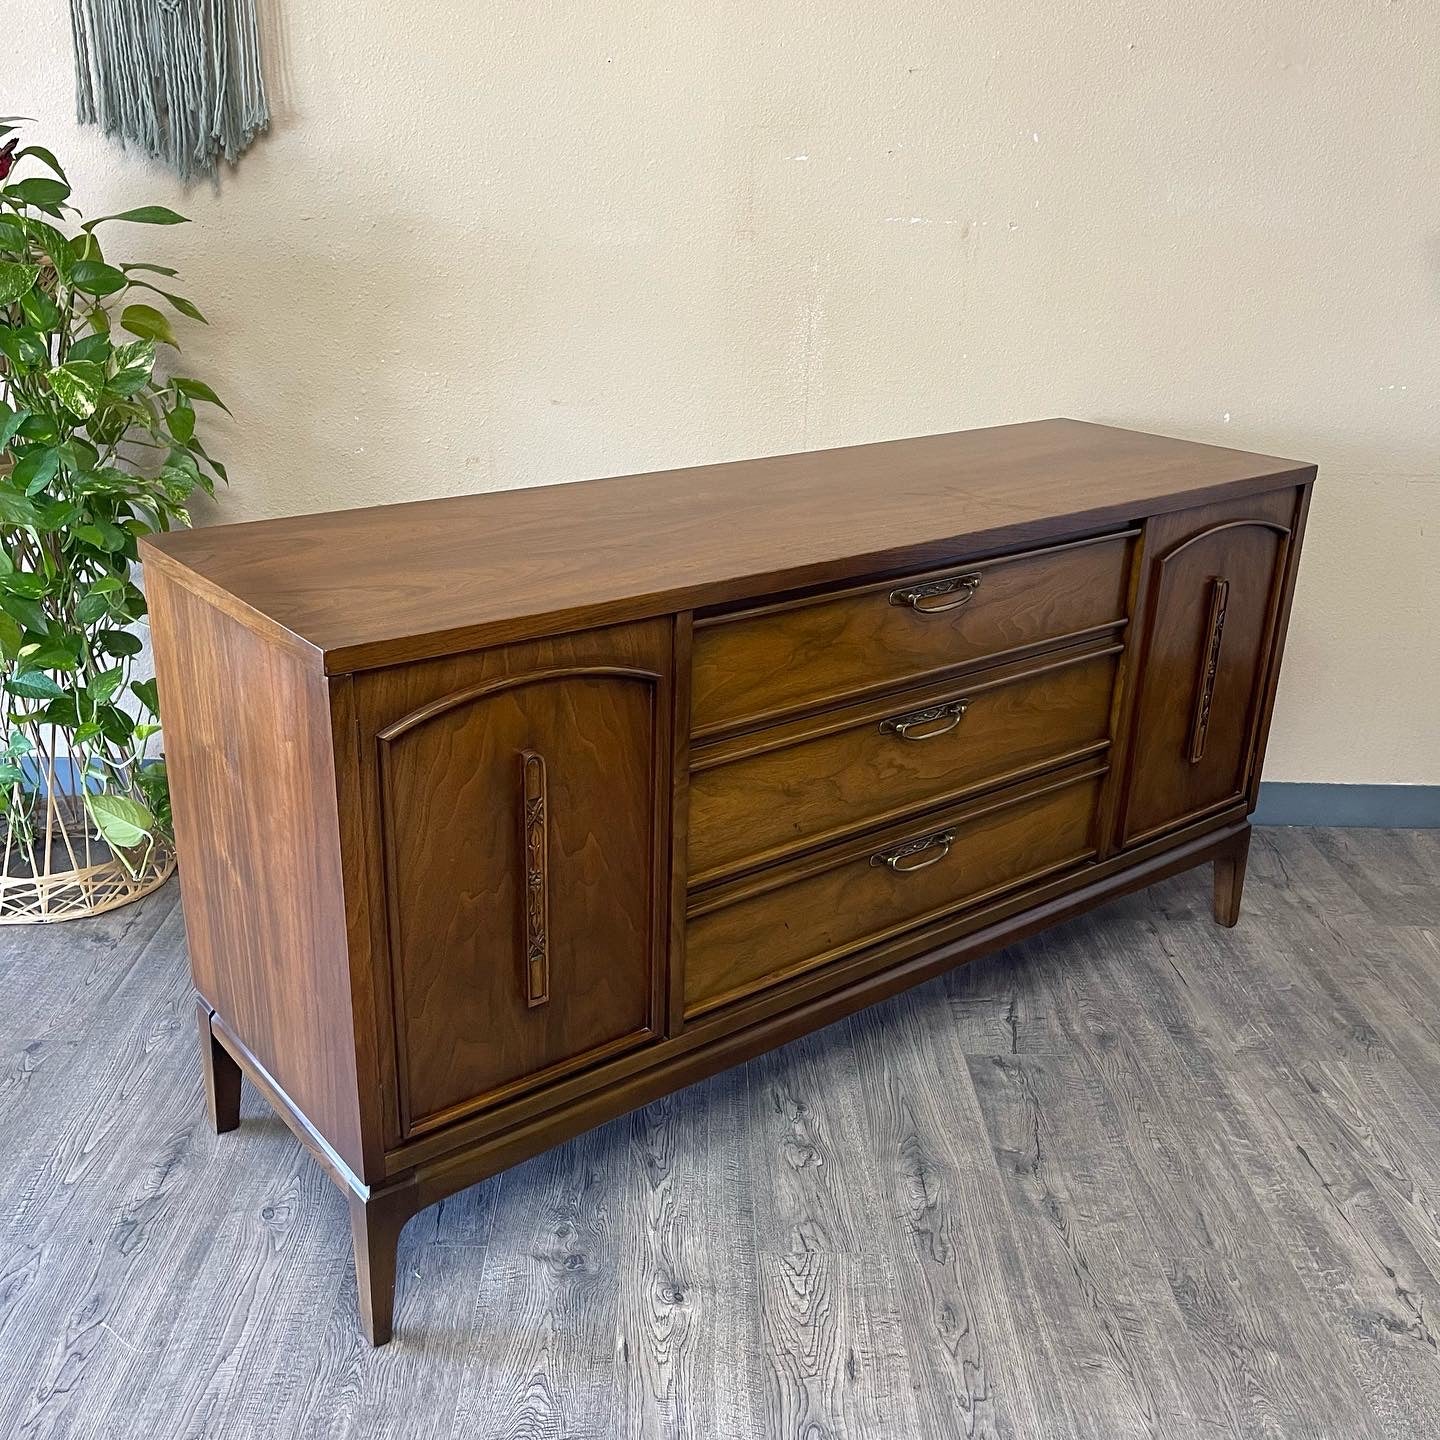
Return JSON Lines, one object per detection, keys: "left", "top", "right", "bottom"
{"left": 197, "top": 815, "right": 1252, "bottom": 1347}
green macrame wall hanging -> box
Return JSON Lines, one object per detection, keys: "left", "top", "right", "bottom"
{"left": 69, "top": 0, "right": 270, "bottom": 180}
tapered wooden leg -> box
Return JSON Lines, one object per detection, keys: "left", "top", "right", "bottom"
{"left": 197, "top": 1000, "right": 241, "bottom": 1133}
{"left": 350, "top": 1190, "right": 412, "bottom": 1347}
{"left": 1213, "top": 826, "right": 1252, "bottom": 928}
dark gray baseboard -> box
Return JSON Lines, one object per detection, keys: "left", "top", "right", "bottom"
{"left": 1254, "top": 783, "right": 1440, "bottom": 828}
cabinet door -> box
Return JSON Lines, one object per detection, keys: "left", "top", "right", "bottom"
{"left": 365, "top": 621, "right": 671, "bottom": 1141}
{"left": 1119, "top": 490, "right": 1301, "bottom": 846}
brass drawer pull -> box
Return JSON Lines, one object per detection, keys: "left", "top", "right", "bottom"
{"left": 871, "top": 829, "right": 956, "bottom": 874}
{"left": 879, "top": 698, "right": 969, "bottom": 741}
{"left": 889, "top": 572, "right": 982, "bottom": 613}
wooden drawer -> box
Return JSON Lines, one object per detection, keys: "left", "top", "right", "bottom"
{"left": 688, "top": 643, "right": 1119, "bottom": 886}
{"left": 691, "top": 530, "right": 1134, "bottom": 738}
{"left": 683, "top": 764, "right": 1104, "bottom": 1018}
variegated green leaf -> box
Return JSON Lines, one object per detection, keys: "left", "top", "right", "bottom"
{"left": 0, "top": 261, "right": 40, "bottom": 305}
{"left": 47, "top": 360, "right": 105, "bottom": 418}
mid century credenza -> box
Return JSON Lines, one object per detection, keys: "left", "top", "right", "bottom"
{"left": 141, "top": 419, "right": 1314, "bottom": 1344}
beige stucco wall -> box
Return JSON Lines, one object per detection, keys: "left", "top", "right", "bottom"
{"left": 11, "top": 2, "right": 1439, "bottom": 783}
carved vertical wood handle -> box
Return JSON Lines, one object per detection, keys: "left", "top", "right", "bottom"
{"left": 521, "top": 750, "right": 549, "bottom": 1008}
{"left": 1188, "top": 577, "right": 1230, "bottom": 764}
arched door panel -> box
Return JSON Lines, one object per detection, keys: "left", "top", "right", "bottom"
{"left": 371, "top": 627, "right": 668, "bottom": 1139}
{"left": 1120, "top": 493, "right": 1298, "bottom": 845}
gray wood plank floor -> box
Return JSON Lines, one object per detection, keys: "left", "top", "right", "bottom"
{"left": 1, "top": 827, "right": 1438, "bottom": 1438}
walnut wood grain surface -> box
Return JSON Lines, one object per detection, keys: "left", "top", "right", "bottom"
{"left": 1119, "top": 488, "right": 1300, "bottom": 845}
{"left": 3, "top": 829, "right": 1436, "bottom": 1437}
{"left": 355, "top": 621, "right": 672, "bottom": 1141}
{"left": 139, "top": 419, "right": 1312, "bottom": 672}
{"left": 691, "top": 529, "right": 1132, "bottom": 737}
{"left": 147, "top": 567, "right": 370, "bottom": 1177}
{"left": 684, "top": 765, "right": 1104, "bottom": 1017}
{"left": 688, "top": 643, "right": 1119, "bottom": 884}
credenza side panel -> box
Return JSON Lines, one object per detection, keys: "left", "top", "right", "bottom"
{"left": 1242, "top": 482, "right": 1313, "bottom": 814}
{"left": 147, "top": 568, "right": 368, "bottom": 1177}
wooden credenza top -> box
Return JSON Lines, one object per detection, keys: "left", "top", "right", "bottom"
{"left": 140, "top": 418, "right": 1312, "bottom": 674}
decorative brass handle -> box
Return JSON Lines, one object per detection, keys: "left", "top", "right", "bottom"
{"left": 879, "top": 698, "right": 969, "bottom": 741}
{"left": 871, "top": 829, "right": 955, "bottom": 873}
{"left": 520, "top": 750, "right": 549, "bottom": 1009}
{"left": 889, "top": 572, "right": 981, "bottom": 613}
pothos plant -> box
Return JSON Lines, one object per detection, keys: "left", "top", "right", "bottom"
{"left": 0, "top": 122, "right": 226, "bottom": 893}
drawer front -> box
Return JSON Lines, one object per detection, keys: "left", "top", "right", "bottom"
{"left": 684, "top": 766, "right": 1103, "bottom": 1018}
{"left": 691, "top": 531, "right": 1133, "bottom": 738}
{"left": 688, "top": 645, "right": 1119, "bottom": 886}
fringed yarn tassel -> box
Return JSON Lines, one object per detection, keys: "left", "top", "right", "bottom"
{"left": 69, "top": 0, "right": 269, "bottom": 179}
